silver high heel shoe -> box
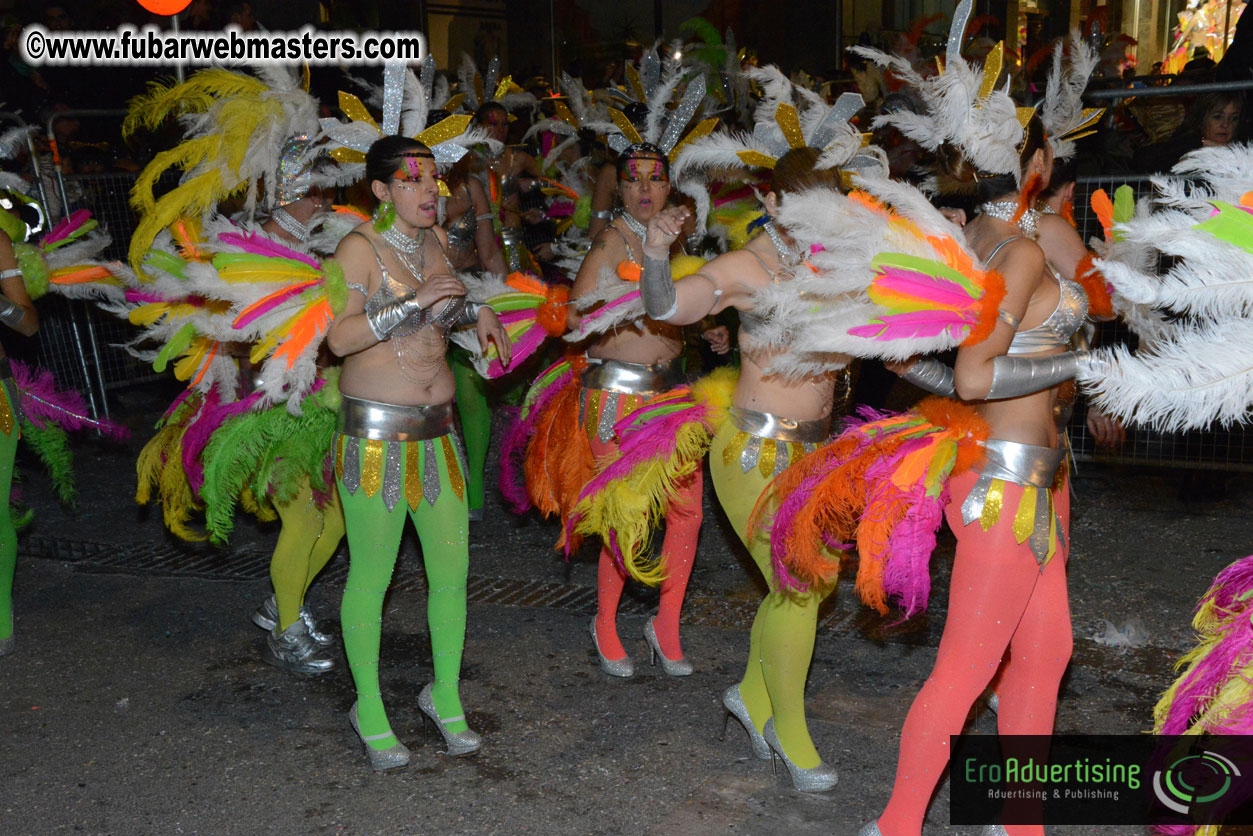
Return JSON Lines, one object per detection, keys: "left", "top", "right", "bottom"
{"left": 856, "top": 823, "right": 882, "bottom": 836}
{"left": 589, "top": 618, "right": 633, "bottom": 677}
{"left": 762, "top": 717, "right": 838, "bottom": 792}
{"left": 719, "top": 684, "right": 770, "bottom": 761}
{"left": 252, "top": 595, "right": 334, "bottom": 647}
{"left": 979, "top": 826, "right": 1008, "bottom": 836}
{"left": 418, "top": 683, "right": 481, "bottom": 757}
{"left": 348, "top": 702, "right": 410, "bottom": 772}
{"left": 643, "top": 617, "right": 693, "bottom": 676}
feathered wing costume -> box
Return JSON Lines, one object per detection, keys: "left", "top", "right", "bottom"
{"left": 1079, "top": 142, "right": 1253, "bottom": 433}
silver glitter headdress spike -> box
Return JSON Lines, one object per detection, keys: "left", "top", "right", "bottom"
{"left": 319, "top": 60, "right": 501, "bottom": 189}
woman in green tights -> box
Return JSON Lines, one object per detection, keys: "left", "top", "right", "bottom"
{"left": 637, "top": 148, "right": 843, "bottom": 792}
{"left": 0, "top": 222, "right": 41, "bottom": 656}
{"left": 327, "top": 135, "right": 510, "bottom": 771}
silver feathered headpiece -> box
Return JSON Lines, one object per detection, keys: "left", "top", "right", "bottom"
{"left": 1040, "top": 32, "right": 1104, "bottom": 161}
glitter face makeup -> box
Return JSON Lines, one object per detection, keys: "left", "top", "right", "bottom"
{"left": 619, "top": 156, "right": 667, "bottom": 184}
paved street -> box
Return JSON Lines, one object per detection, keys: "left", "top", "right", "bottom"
{"left": 1, "top": 388, "right": 1247, "bottom": 835}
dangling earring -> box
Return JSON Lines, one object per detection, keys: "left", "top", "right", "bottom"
{"left": 373, "top": 201, "right": 395, "bottom": 232}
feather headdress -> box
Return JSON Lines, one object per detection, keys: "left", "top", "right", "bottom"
{"left": 668, "top": 64, "right": 880, "bottom": 238}
{"left": 1039, "top": 32, "right": 1104, "bottom": 161}
{"left": 319, "top": 59, "right": 499, "bottom": 194}
{"left": 456, "top": 54, "right": 538, "bottom": 116}
{"left": 124, "top": 65, "right": 346, "bottom": 273}
{"left": 601, "top": 44, "right": 719, "bottom": 160}
{"left": 853, "top": 0, "right": 1035, "bottom": 187}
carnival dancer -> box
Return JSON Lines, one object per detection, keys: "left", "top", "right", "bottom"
{"left": 636, "top": 148, "right": 845, "bottom": 790}
{"left": 122, "top": 65, "right": 357, "bottom": 675}
{"left": 568, "top": 141, "right": 703, "bottom": 678}
{"left": 327, "top": 135, "right": 510, "bottom": 770}
{"left": 849, "top": 9, "right": 1098, "bottom": 834}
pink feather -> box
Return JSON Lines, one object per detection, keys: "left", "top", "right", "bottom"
{"left": 231, "top": 282, "right": 317, "bottom": 330}
{"left": 10, "top": 361, "right": 129, "bottom": 439}
{"left": 576, "top": 291, "right": 641, "bottom": 336}
{"left": 871, "top": 268, "right": 976, "bottom": 309}
{"left": 563, "top": 401, "right": 710, "bottom": 560}
{"left": 181, "top": 389, "right": 265, "bottom": 494}
{"left": 486, "top": 325, "right": 545, "bottom": 378}
{"left": 848, "top": 309, "right": 971, "bottom": 341}
{"left": 217, "top": 232, "right": 319, "bottom": 269}
{"left": 41, "top": 210, "right": 93, "bottom": 247}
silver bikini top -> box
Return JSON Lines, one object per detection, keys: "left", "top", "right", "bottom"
{"left": 445, "top": 186, "right": 478, "bottom": 254}
{"left": 345, "top": 231, "right": 469, "bottom": 337}
{"left": 984, "top": 236, "right": 1089, "bottom": 355}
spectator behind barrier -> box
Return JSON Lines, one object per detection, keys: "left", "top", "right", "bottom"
{"left": 1134, "top": 90, "right": 1245, "bottom": 173}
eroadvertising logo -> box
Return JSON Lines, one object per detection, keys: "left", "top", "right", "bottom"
{"left": 950, "top": 735, "right": 1253, "bottom": 829}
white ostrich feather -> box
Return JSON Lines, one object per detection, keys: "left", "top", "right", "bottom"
{"left": 1040, "top": 32, "right": 1101, "bottom": 160}
{"left": 1081, "top": 318, "right": 1253, "bottom": 431}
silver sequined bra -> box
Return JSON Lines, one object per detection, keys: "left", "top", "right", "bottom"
{"left": 347, "top": 231, "right": 470, "bottom": 338}
{"left": 1008, "top": 263, "right": 1088, "bottom": 355}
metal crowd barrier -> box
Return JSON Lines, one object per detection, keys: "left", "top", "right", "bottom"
{"left": 37, "top": 110, "right": 168, "bottom": 419}
{"left": 1066, "top": 174, "right": 1253, "bottom": 472}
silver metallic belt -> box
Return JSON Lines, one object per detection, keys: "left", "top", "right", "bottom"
{"left": 336, "top": 395, "right": 454, "bottom": 442}
{"left": 975, "top": 438, "right": 1066, "bottom": 487}
{"left": 961, "top": 438, "right": 1067, "bottom": 565}
{"left": 729, "top": 406, "right": 831, "bottom": 444}
{"left": 580, "top": 357, "right": 684, "bottom": 396}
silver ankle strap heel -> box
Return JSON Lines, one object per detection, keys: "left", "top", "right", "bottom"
{"left": 418, "top": 683, "right": 481, "bottom": 757}
{"left": 348, "top": 702, "right": 410, "bottom": 772}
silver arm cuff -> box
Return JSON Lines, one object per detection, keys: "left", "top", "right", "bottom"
{"left": 986, "top": 351, "right": 1089, "bottom": 400}
{"left": 0, "top": 297, "right": 25, "bottom": 330}
{"left": 366, "top": 295, "right": 426, "bottom": 341}
{"left": 641, "top": 253, "right": 678, "bottom": 320}
{"left": 901, "top": 357, "right": 956, "bottom": 397}
{"left": 452, "top": 299, "right": 486, "bottom": 329}
{"left": 591, "top": 209, "right": 615, "bottom": 220}
{"left": 0, "top": 269, "right": 20, "bottom": 280}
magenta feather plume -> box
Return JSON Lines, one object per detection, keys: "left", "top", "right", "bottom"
{"left": 1204, "top": 555, "right": 1253, "bottom": 614}
{"left": 563, "top": 401, "right": 708, "bottom": 555}
{"left": 10, "top": 361, "right": 129, "bottom": 439}
{"left": 125, "top": 289, "right": 166, "bottom": 304}
{"left": 217, "top": 232, "right": 319, "bottom": 269}
{"left": 848, "top": 309, "right": 971, "bottom": 341}
{"left": 498, "top": 370, "right": 573, "bottom": 514}
{"left": 880, "top": 484, "right": 948, "bottom": 620}
{"left": 181, "top": 389, "right": 265, "bottom": 494}
{"left": 498, "top": 309, "right": 535, "bottom": 326}
{"left": 41, "top": 210, "right": 93, "bottom": 247}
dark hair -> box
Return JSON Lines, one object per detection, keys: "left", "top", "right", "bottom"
{"left": 615, "top": 143, "right": 669, "bottom": 179}
{"left": 769, "top": 147, "right": 843, "bottom": 197}
{"left": 474, "top": 101, "right": 507, "bottom": 125}
{"left": 365, "top": 135, "right": 431, "bottom": 193}
{"left": 1186, "top": 91, "right": 1244, "bottom": 134}
{"left": 1041, "top": 154, "right": 1078, "bottom": 199}
{"left": 934, "top": 111, "right": 1047, "bottom": 202}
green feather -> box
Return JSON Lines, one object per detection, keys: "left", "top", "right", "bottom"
{"left": 154, "top": 323, "right": 197, "bottom": 373}
{"left": 14, "top": 243, "right": 48, "bottom": 300}
{"left": 20, "top": 422, "right": 76, "bottom": 507}
{"left": 200, "top": 387, "right": 337, "bottom": 543}
{"left": 142, "top": 249, "right": 189, "bottom": 280}
{"left": 322, "top": 259, "right": 348, "bottom": 315}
